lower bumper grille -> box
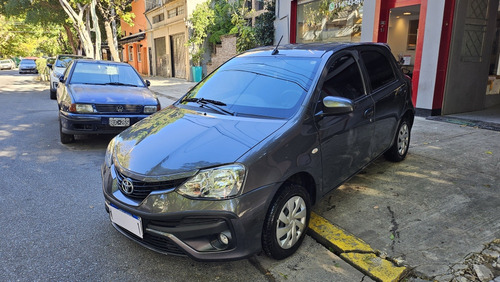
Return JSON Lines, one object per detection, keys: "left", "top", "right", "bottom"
{"left": 116, "top": 225, "right": 186, "bottom": 256}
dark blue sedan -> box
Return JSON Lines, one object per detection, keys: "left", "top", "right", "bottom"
{"left": 57, "top": 59, "right": 161, "bottom": 143}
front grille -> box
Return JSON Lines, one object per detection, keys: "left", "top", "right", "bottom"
{"left": 115, "top": 168, "right": 188, "bottom": 200}
{"left": 116, "top": 225, "right": 186, "bottom": 255}
{"left": 95, "top": 104, "right": 143, "bottom": 113}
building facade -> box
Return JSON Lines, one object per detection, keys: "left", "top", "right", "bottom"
{"left": 275, "top": 0, "right": 500, "bottom": 116}
{"left": 120, "top": 0, "right": 149, "bottom": 75}
{"left": 144, "top": 0, "right": 205, "bottom": 80}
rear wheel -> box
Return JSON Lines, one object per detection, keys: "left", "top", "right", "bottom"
{"left": 59, "top": 119, "right": 74, "bottom": 144}
{"left": 262, "top": 183, "right": 310, "bottom": 260}
{"left": 384, "top": 119, "right": 410, "bottom": 162}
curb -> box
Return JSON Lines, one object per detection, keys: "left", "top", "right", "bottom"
{"left": 308, "top": 212, "right": 407, "bottom": 282}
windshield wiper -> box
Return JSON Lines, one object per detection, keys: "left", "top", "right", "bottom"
{"left": 105, "top": 82, "right": 138, "bottom": 87}
{"left": 182, "top": 97, "right": 234, "bottom": 116}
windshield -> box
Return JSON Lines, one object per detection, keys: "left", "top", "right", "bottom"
{"left": 69, "top": 62, "right": 145, "bottom": 87}
{"left": 180, "top": 56, "right": 320, "bottom": 119}
{"left": 20, "top": 59, "right": 35, "bottom": 65}
{"left": 56, "top": 56, "right": 80, "bottom": 68}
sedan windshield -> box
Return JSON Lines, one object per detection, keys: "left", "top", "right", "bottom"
{"left": 181, "top": 56, "right": 320, "bottom": 119}
{"left": 69, "top": 62, "right": 145, "bottom": 87}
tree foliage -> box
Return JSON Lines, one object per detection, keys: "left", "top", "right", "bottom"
{"left": 254, "top": 0, "right": 275, "bottom": 47}
{"left": 186, "top": 1, "right": 215, "bottom": 66}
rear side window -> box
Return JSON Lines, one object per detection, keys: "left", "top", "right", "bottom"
{"left": 361, "top": 50, "right": 396, "bottom": 91}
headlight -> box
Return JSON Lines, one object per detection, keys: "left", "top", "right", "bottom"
{"left": 144, "top": 105, "right": 158, "bottom": 114}
{"left": 177, "top": 164, "right": 246, "bottom": 199}
{"left": 104, "top": 137, "right": 116, "bottom": 167}
{"left": 70, "top": 103, "right": 94, "bottom": 113}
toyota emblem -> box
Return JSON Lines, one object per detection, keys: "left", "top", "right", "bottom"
{"left": 116, "top": 105, "right": 124, "bottom": 112}
{"left": 121, "top": 178, "right": 134, "bottom": 195}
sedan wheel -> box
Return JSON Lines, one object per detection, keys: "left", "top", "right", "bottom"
{"left": 59, "top": 119, "right": 74, "bottom": 144}
{"left": 262, "top": 183, "right": 310, "bottom": 260}
{"left": 384, "top": 119, "right": 410, "bottom": 162}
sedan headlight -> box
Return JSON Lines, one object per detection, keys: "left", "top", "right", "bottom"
{"left": 70, "top": 103, "right": 94, "bottom": 113}
{"left": 177, "top": 164, "right": 246, "bottom": 199}
{"left": 144, "top": 105, "right": 159, "bottom": 114}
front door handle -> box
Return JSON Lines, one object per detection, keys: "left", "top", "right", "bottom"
{"left": 364, "top": 108, "right": 374, "bottom": 119}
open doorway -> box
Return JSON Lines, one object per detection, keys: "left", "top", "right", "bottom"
{"left": 387, "top": 5, "right": 421, "bottom": 80}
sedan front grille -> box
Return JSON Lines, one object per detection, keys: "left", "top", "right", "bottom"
{"left": 115, "top": 169, "right": 188, "bottom": 200}
{"left": 95, "top": 104, "right": 143, "bottom": 113}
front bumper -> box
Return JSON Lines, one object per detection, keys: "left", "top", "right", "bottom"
{"left": 60, "top": 111, "right": 149, "bottom": 135}
{"left": 101, "top": 163, "right": 278, "bottom": 261}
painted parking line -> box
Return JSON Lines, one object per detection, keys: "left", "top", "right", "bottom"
{"left": 308, "top": 212, "right": 407, "bottom": 282}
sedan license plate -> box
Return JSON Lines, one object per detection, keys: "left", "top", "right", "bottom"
{"left": 109, "top": 117, "right": 130, "bottom": 127}
{"left": 108, "top": 203, "right": 143, "bottom": 238}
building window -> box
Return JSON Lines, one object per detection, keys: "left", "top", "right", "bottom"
{"left": 153, "top": 13, "right": 164, "bottom": 24}
{"left": 137, "top": 47, "right": 141, "bottom": 62}
{"left": 128, "top": 46, "right": 133, "bottom": 61}
{"left": 296, "top": 0, "right": 363, "bottom": 43}
{"left": 167, "top": 6, "right": 184, "bottom": 19}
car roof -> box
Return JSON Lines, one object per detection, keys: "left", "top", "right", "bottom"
{"left": 57, "top": 54, "right": 87, "bottom": 59}
{"left": 241, "top": 42, "right": 390, "bottom": 58}
{"left": 72, "top": 59, "right": 132, "bottom": 66}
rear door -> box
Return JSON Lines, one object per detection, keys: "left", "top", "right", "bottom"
{"left": 358, "top": 46, "right": 407, "bottom": 158}
{"left": 315, "top": 50, "right": 375, "bottom": 192}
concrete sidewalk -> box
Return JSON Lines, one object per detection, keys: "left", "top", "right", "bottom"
{"left": 146, "top": 76, "right": 500, "bottom": 281}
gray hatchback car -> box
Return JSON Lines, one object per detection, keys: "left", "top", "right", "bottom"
{"left": 102, "top": 42, "right": 415, "bottom": 261}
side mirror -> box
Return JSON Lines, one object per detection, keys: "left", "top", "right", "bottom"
{"left": 145, "top": 80, "right": 151, "bottom": 87}
{"left": 322, "top": 96, "right": 354, "bottom": 115}
{"left": 59, "top": 76, "right": 65, "bottom": 83}
{"left": 46, "top": 63, "right": 53, "bottom": 69}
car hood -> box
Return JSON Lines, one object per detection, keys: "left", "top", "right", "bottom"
{"left": 68, "top": 84, "right": 157, "bottom": 104}
{"left": 113, "top": 105, "right": 287, "bottom": 176}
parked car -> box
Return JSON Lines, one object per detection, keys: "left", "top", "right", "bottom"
{"left": 101, "top": 42, "right": 415, "bottom": 261}
{"left": 0, "top": 59, "right": 16, "bottom": 70}
{"left": 48, "top": 54, "right": 87, "bottom": 99}
{"left": 57, "top": 59, "right": 161, "bottom": 144}
{"left": 18, "top": 58, "right": 38, "bottom": 74}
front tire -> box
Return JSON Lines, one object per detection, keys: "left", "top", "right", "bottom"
{"left": 59, "top": 119, "right": 74, "bottom": 144}
{"left": 262, "top": 183, "right": 311, "bottom": 260}
{"left": 50, "top": 89, "right": 56, "bottom": 100}
{"left": 384, "top": 119, "right": 411, "bottom": 162}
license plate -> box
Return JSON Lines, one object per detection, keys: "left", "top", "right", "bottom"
{"left": 109, "top": 117, "right": 130, "bottom": 127}
{"left": 108, "top": 203, "right": 143, "bottom": 238}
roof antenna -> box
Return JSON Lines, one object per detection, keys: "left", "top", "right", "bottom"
{"left": 272, "top": 35, "right": 284, "bottom": 55}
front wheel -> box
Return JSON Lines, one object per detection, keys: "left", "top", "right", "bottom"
{"left": 50, "top": 89, "right": 56, "bottom": 100}
{"left": 262, "top": 183, "right": 311, "bottom": 260}
{"left": 59, "top": 119, "right": 74, "bottom": 144}
{"left": 384, "top": 119, "right": 411, "bottom": 162}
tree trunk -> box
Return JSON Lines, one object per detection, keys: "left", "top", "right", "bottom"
{"left": 63, "top": 24, "right": 78, "bottom": 54}
{"left": 104, "top": 21, "right": 120, "bottom": 62}
{"left": 91, "top": 0, "right": 102, "bottom": 60}
{"left": 58, "top": 0, "right": 94, "bottom": 58}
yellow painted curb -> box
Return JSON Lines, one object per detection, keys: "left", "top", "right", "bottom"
{"left": 309, "top": 212, "right": 373, "bottom": 253}
{"left": 308, "top": 212, "right": 407, "bottom": 282}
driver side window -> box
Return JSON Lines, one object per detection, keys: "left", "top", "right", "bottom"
{"left": 321, "top": 55, "right": 365, "bottom": 100}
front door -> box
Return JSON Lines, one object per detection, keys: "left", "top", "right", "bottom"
{"left": 316, "top": 52, "right": 375, "bottom": 191}
{"left": 170, "top": 33, "right": 186, "bottom": 79}
{"left": 154, "top": 37, "right": 168, "bottom": 77}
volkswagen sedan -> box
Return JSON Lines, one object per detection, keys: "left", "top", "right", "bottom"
{"left": 57, "top": 59, "right": 160, "bottom": 144}
{"left": 102, "top": 42, "right": 415, "bottom": 261}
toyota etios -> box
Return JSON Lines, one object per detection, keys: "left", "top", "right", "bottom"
{"left": 101, "top": 42, "right": 415, "bottom": 261}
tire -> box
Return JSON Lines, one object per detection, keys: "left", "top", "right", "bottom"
{"left": 262, "top": 183, "right": 311, "bottom": 260}
{"left": 50, "top": 89, "right": 56, "bottom": 100}
{"left": 384, "top": 119, "right": 411, "bottom": 162}
{"left": 59, "top": 119, "right": 74, "bottom": 144}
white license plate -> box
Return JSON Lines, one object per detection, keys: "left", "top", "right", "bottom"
{"left": 108, "top": 203, "right": 143, "bottom": 238}
{"left": 109, "top": 118, "right": 130, "bottom": 127}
